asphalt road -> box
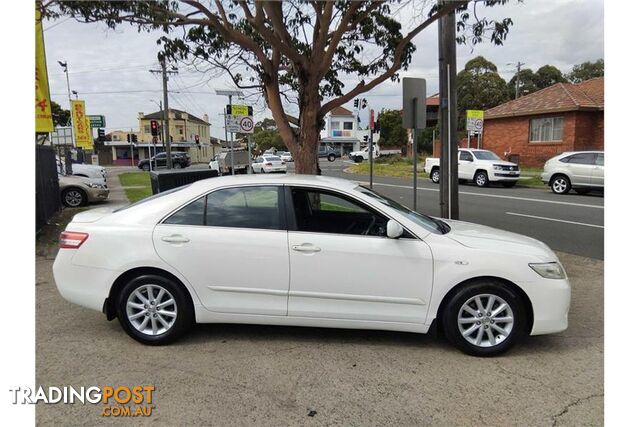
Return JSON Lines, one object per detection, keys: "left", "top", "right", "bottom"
{"left": 318, "top": 159, "right": 604, "bottom": 259}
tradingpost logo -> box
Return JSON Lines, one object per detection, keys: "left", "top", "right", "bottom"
{"left": 9, "top": 385, "right": 155, "bottom": 417}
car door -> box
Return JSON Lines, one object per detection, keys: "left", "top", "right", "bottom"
{"left": 565, "top": 153, "right": 596, "bottom": 185}
{"left": 592, "top": 153, "right": 604, "bottom": 187}
{"left": 152, "top": 185, "right": 290, "bottom": 316}
{"left": 253, "top": 157, "right": 263, "bottom": 173}
{"left": 458, "top": 150, "right": 475, "bottom": 180}
{"left": 285, "top": 186, "right": 433, "bottom": 324}
{"left": 155, "top": 153, "right": 167, "bottom": 167}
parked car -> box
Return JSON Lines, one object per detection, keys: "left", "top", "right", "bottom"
{"left": 349, "top": 144, "right": 380, "bottom": 163}
{"left": 541, "top": 151, "right": 604, "bottom": 195}
{"left": 53, "top": 175, "right": 569, "bottom": 356}
{"left": 318, "top": 145, "right": 340, "bottom": 162}
{"left": 58, "top": 174, "right": 109, "bottom": 208}
{"left": 425, "top": 149, "right": 520, "bottom": 187}
{"left": 56, "top": 157, "right": 107, "bottom": 184}
{"left": 278, "top": 151, "right": 293, "bottom": 162}
{"left": 252, "top": 155, "right": 287, "bottom": 173}
{"left": 209, "top": 151, "right": 251, "bottom": 175}
{"left": 138, "top": 152, "right": 191, "bottom": 171}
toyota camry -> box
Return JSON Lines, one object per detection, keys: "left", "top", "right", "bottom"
{"left": 53, "top": 174, "right": 570, "bottom": 356}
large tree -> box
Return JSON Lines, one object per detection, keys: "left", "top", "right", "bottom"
{"left": 42, "top": 0, "right": 515, "bottom": 174}
{"left": 533, "top": 64, "right": 566, "bottom": 89}
{"left": 566, "top": 59, "right": 604, "bottom": 83}
{"left": 377, "top": 109, "right": 407, "bottom": 148}
{"left": 51, "top": 101, "right": 70, "bottom": 127}
{"left": 507, "top": 68, "right": 537, "bottom": 99}
{"left": 456, "top": 56, "right": 509, "bottom": 127}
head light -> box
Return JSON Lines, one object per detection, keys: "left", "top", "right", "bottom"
{"left": 84, "top": 182, "right": 104, "bottom": 189}
{"left": 529, "top": 262, "right": 566, "bottom": 279}
{"left": 492, "top": 164, "right": 504, "bottom": 170}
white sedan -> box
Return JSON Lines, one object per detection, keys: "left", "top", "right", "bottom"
{"left": 252, "top": 155, "right": 287, "bottom": 173}
{"left": 53, "top": 175, "right": 570, "bottom": 356}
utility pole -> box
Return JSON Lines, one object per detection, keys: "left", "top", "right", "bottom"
{"left": 509, "top": 61, "right": 525, "bottom": 99}
{"left": 437, "top": 1, "right": 459, "bottom": 220}
{"left": 150, "top": 61, "right": 177, "bottom": 168}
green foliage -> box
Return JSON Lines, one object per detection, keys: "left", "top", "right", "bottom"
{"left": 377, "top": 110, "right": 407, "bottom": 148}
{"left": 415, "top": 126, "right": 436, "bottom": 154}
{"left": 51, "top": 101, "right": 70, "bottom": 127}
{"left": 533, "top": 65, "right": 566, "bottom": 89}
{"left": 253, "top": 124, "right": 286, "bottom": 154}
{"left": 457, "top": 56, "right": 509, "bottom": 128}
{"left": 507, "top": 68, "right": 538, "bottom": 99}
{"left": 566, "top": 59, "right": 604, "bottom": 83}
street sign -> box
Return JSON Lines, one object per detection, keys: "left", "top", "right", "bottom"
{"left": 88, "top": 115, "right": 105, "bottom": 128}
{"left": 402, "top": 78, "right": 426, "bottom": 129}
{"left": 466, "top": 110, "right": 484, "bottom": 132}
{"left": 226, "top": 115, "right": 254, "bottom": 134}
{"left": 226, "top": 104, "right": 253, "bottom": 117}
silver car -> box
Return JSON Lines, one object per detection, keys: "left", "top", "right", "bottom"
{"left": 58, "top": 174, "right": 110, "bottom": 207}
{"left": 541, "top": 151, "right": 604, "bottom": 194}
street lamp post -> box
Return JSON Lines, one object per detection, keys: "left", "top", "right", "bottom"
{"left": 215, "top": 89, "right": 243, "bottom": 175}
{"left": 58, "top": 60, "right": 74, "bottom": 174}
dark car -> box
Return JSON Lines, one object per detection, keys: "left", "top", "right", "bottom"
{"left": 138, "top": 152, "right": 191, "bottom": 171}
{"left": 318, "top": 145, "right": 340, "bottom": 162}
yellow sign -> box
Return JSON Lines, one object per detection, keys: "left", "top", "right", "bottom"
{"left": 71, "top": 100, "right": 93, "bottom": 148}
{"left": 35, "top": 8, "right": 54, "bottom": 132}
{"left": 466, "top": 110, "right": 484, "bottom": 119}
{"left": 231, "top": 104, "right": 249, "bottom": 116}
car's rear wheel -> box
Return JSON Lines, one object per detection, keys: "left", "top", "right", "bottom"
{"left": 474, "top": 171, "right": 489, "bottom": 187}
{"left": 431, "top": 168, "right": 440, "bottom": 183}
{"left": 61, "top": 187, "right": 87, "bottom": 207}
{"left": 355, "top": 156, "right": 363, "bottom": 163}
{"left": 173, "top": 162, "right": 182, "bottom": 169}
{"left": 116, "top": 274, "right": 193, "bottom": 345}
{"left": 441, "top": 280, "right": 527, "bottom": 357}
{"left": 141, "top": 164, "right": 150, "bottom": 172}
{"left": 551, "top": 174, "right": 571, "bottom": 194}
{"left": 328, "top": 154, "right": 336, "bottom": 162}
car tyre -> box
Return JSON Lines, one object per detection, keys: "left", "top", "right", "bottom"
{"left": 474, "top": 171, "right": 489, "bottom": 187}
{"left": 431, "top": 168, "right": 440, "bottom": 184}
{"left": 551, "top": 174, "right": 571, "bottom": 194}
{"left": 61, "top": 187, "right": 87, "bottom": 208}
{"left": 173, "top": 162, "right": 182, "bottom": 169}
{"left": 261, "top": 168, "right": 265, "bottom": 173}
{"left": 116, "top": 274, "right": 193, "bottom": 345}
{"left": 355, "top": 156, "right": 364, "bottom": 163}
{"left": 141, "top": 164, "right": 150, "bottom": 172}
{"left": 441, "top": 280, "right": 528, "bottom": 357}
{"left": 328, "top": 154, "right": 336, "bottom": 162}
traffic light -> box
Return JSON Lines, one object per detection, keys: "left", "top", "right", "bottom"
{"left": 374, "top": 121, "right": 380, "bottom": 133}
{"left": 353, "top": 99, "right": 359, "bottom": 108}
{"left": 131, "top": 134, "right": 138, "bottom": 143}
{"left": 127, "top": 133, "right": 131, "bottom": 143}
{"left": 363, "top": 135, "right": 369, "bottom": 142}
{"left": 97, "top": 128, "right": 105, "bottom": 142}
{"left": 361, "top": 98, "right": 368, "bottom": 109}
{"left": 150, "top": 120, "right": 159, "bottom": 136}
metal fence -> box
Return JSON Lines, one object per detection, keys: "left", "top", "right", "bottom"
{"left": 36, "top": 145, "right": 61, "bottom": 231}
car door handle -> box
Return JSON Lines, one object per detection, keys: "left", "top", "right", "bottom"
{"left": 161, "top": 234, "right": 190, "bottom": 244}
{"left": 291, "top": 244, "right": 321, "bottom": 253}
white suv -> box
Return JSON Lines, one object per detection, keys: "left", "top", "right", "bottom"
{"left": 541, "top": 151, "right": 604, "bottom": 194}
{"left": 424, "top": 149, "right": 520, "bottom": 187}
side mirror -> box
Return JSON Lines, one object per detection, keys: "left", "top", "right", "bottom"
{"left": 386, "top": 219, "right": 404, "bottom": 239}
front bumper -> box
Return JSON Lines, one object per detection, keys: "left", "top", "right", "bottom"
{"left": 87, "top": 188, "right": 110, "bottom": 203}
{"left": 527, "top": 276, "right": 571, "bottom": 335}
{"left": 489, "top": 170, "right": 520, "bottom": 181}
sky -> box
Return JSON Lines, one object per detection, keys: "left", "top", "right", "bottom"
{"left": 42, "top": 0, "right": 604, "bottom": 140}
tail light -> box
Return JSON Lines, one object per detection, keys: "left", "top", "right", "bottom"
{"left": 266, "top": 162, "right": 273, "bottom": 166}
{"left": 59, "top": 231, "right": 89, "bottom": 249}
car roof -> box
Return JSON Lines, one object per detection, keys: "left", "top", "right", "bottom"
{"left": 188, "top": 173, "right": 359, "bottom": 192}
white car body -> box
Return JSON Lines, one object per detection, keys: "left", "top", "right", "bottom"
{"left": 279, "top": 152, "right": 293, "bottom": 162}
{"left": 252, "top": 156, "right": 287, "bottom": 173}
{"left": 349, "top": 145, "right": 380, "bottom": 162}
{"left": 541, "top": 151, "right": 604, "bottom": 194}
{"left": 424, "top": 149, "right": 520, "bottom": 186}
{"left": 53, "top": 174, "right": 569, "bottom": 355}
{"left": 57, "top": 157, "right": 107, "bottom": 184}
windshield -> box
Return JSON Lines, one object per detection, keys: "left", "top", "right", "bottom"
{"left": 356, "top": 186, "right": 449, "bottom": 235}
{"left": 472, "top": 150, "right": 500, "bottom": 160}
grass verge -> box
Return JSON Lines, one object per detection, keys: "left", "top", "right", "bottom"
{"left": 347, "top": 156, "right": 429, "bottom": 179}
{"left": 119, "top": 172, "right": 153, "bottom": 203}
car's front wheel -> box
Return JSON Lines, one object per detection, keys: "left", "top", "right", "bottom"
{"left": 61, "top": 187, "right": 87, "bottom": 207}
{"left": 116, "top": 274, "right": 193, "bottom": 345}
{"left": 551, "top": 174, "right": 571, "bottom": 194}
{"left": 474, "top": 171, "right": 489, "bottom": 187}
{"left": 141, "top": 164, "right": 150, "bottom": 172}
{"left": 430, "top": 168, "right": 440, "bottom": 183}
{"left": 328, "top": 154, "right": 336, "bottom": 162}
{"left": 441, "top": 280, "right": 527, "bottom": 357}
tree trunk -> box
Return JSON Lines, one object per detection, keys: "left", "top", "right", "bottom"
{"left": 293, "top": 85, "right": 322, "bottom": 174}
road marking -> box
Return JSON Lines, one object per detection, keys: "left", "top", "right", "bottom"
{"left": 365, "top": 182, "right": 604, "bottom": 209}
{"left": 505, "top": 212, "right": 604, "bottom": 229}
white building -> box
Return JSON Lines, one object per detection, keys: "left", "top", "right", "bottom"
{"left": 320, "top": 106, "right": 380, "bottom": 156}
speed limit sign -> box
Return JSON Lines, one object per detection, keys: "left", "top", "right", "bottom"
{"left": 239, "top": 116, "right": 254, "bottom": 134}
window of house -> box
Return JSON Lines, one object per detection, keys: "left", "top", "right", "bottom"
{"left": 144, "top": 125, "right": 150, "bottom": 134}
{"left": 343, "top": 121, "right": 353, "bottom": 130}
{"left": 529, "top": 117, "right": 564, "bottom": 142}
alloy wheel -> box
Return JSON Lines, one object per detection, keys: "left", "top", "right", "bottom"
{"left": 64, "top": 190, "right": 83, "bottom": 207}
{"left": 457, "top": 293, "right": 514, "bottom": 347}
{"left": 552, "top": 177, "right": 568, "bottom": 193}
{"left": 476, "top": 173, "right": 487, "bottom": 186}
{"left": 126, "top": 284, "right": 178, "bottom": 336}
{"left": 432, "top": 170, "right": 440, "bottom": 183}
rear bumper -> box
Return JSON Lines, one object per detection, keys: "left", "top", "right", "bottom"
{"left": 87, "top": 188, "right": 110, "bottom": 203}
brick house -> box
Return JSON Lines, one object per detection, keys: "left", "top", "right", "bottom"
{"left": 482, "top": 77, "right": 604, "bottom": 167}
